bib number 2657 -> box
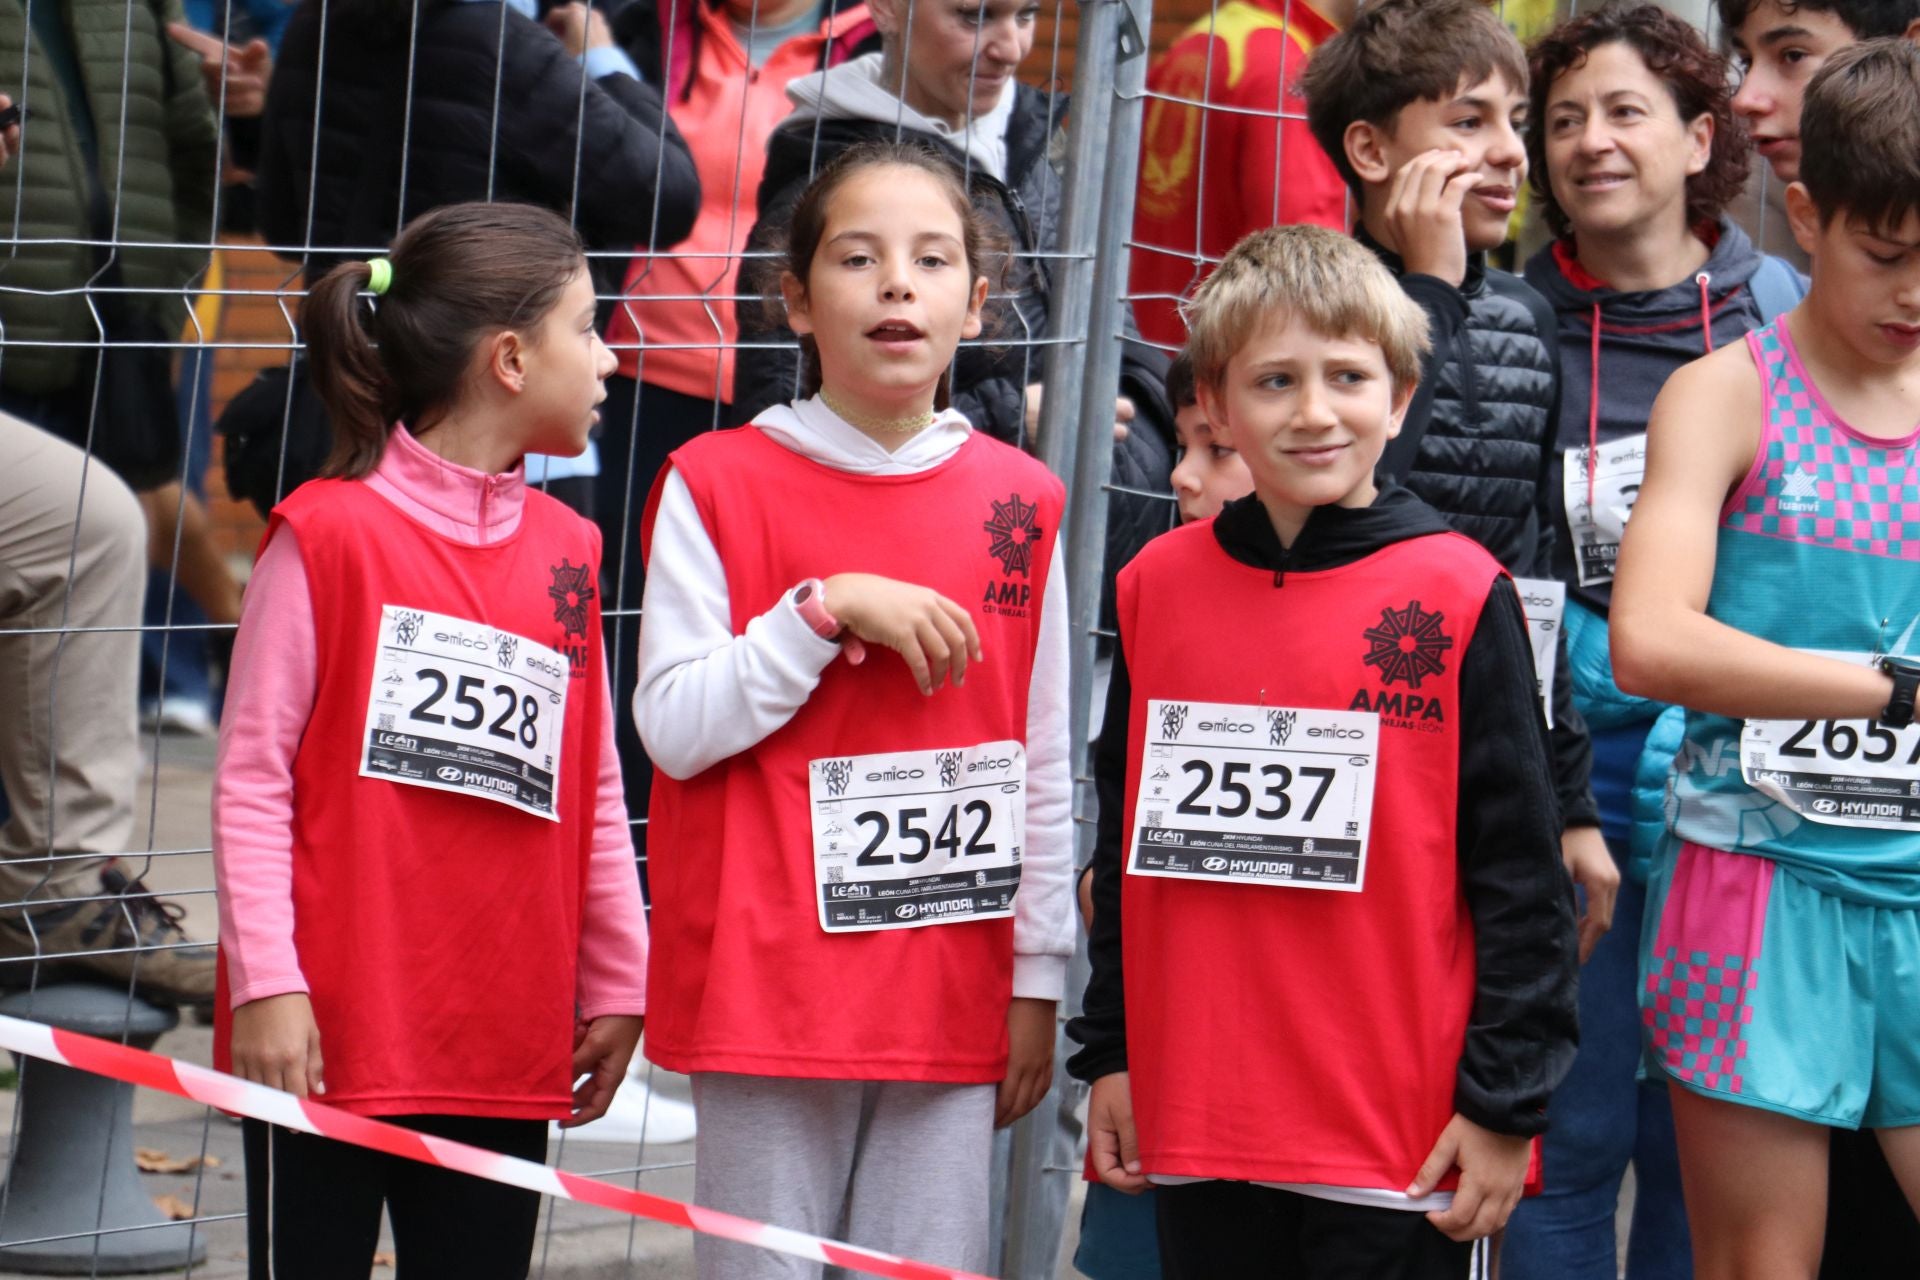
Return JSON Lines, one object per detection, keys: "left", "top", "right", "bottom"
{"left": 1743, "top": 654, "right": 1920, "bottom": 832}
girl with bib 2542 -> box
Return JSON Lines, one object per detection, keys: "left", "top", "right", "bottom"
{"left": 635, "top": 141, "right": 1074, "bottom": 1278}
{"left": 213, "top": 203, "right": 649, "bottom": 1280}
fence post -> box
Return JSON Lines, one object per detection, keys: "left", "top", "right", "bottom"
{"left": 1002, "top": 0, "right": 1155, "bottom": 1273}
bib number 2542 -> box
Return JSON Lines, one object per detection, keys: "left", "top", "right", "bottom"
{"left": 808, "top": 742, "right": 1025, "bottom": 932}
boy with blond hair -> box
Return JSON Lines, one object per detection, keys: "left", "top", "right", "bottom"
{"left": 1067, "top": 224, "right": 1578, "bottom": 1279}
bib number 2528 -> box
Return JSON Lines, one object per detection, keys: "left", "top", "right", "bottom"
{"left": 360, "top": 604, "right": 570, "bottom": 821}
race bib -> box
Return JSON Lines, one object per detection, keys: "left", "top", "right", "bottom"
{"left": 1127, "top": 700, "right": 1379, "bottom": 891}
{"left": 1515, "top": 578, "right": 1566, "bottom": 728}
{"left": 1742, "top": 652, "right": 1920, "bottom": 832}
{"left": 360, "top": 605, "right": 570, "bottom": 821}
{"left": 1563, "top": 434, "right": 1648, "bottom": 587}
{"left": 808, "top": 742, "right": 1025, "bottom": 933}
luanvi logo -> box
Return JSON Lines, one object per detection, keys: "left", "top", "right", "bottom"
{"left": 821, "top": 758, "right": 855, "bottom": 799}
{"left": 1778, "top": 468, "right": 1822, "bottom": 514}
{"left": 1362, "top": 601, "right": 1454, "bottom": 689}
{"left": 494, "top": 633, "right": 519, "bottom": 670}
{"left": 1267, "top": 709, "right": 1296, "bottom": 746}
{"left": 394, "top": 610, "right": 425, "bottom": 647}
{"left": 983, "top": 493, "right": 1042, "bottom": 578}
{"left": 1160, "top": 703, "right": 1190, "bottom": 741}
{"left": 547, "top": 559, "right": 597, "bottom": 639}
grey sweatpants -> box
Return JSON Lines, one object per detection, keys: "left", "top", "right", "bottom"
{"left": 691, "top": 1073, "right": 996, "bottom": 1279}
{"left": 0, "top": 413, "right": 144, "bottom": 901}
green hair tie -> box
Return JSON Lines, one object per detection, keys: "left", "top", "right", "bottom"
{"left": 366, "top": 257, "right": 394, "bottom": 296}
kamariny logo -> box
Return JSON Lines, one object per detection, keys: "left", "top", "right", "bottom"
{"left": 1267, "top": 709, "right": 1296, "bottom": 746}
{"left": 821, "top": 758, "right": 855, "bottom": 799}
{"left": 984, "top": 494, "right": 1042, "bottom": 578}
{"left": 1362, "top": 601, "right": 1454, "bottom": 689}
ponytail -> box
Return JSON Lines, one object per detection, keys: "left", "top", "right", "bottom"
{"left": 301, "top": 202, "right": 588, "bottom": 480}
{"left": 307, "top": 260, "right": 396, "bottom": 480}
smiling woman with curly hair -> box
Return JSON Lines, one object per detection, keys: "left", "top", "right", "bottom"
{"left": 1505, "top": 4, "right": 1813, "bottom": 1278}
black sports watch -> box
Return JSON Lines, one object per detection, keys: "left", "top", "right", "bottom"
{"left": 1880, "top": 656, "right": 1920, "bottom": 730}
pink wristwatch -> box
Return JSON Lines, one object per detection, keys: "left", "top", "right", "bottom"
{"left": 792, "top": 578, "right": 843, "bottom": 640}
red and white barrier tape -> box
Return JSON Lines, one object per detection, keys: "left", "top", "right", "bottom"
{"left": 0, "top": 1014, "right": 992, "bottom": 1280}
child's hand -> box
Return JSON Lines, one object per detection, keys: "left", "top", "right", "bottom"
{"left": 1408, "top": 1112, "right": 1532, "bottom": 1242}
{"left": 1562, "top": 825, "right": 1619, "bottom": 964}
{"left": 1087, "top": 1072, "right": 1149, "bottom": 1194}
{"left": 822, "top": 573, "right": 982, "bottom": 695}
{"left": 996, "top": 997, "right": 1055, "bottom": 1128}
{"left": 230, "top": 993, "right": 325, "bottom": 1098}
{"left": 562, "top": 1014, "right": 645, "bottom": 1128}
{"left": 1383, "top": 149, "right": 1478, "bottom": 288}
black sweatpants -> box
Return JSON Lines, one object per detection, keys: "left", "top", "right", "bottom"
{"left": 1156, "top": 1180, "right": 1477, "bottom": 1280}
{"left": 242, "top": 1114, "right": 547, "bottom": 1280}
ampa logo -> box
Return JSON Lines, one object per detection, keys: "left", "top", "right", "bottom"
{"left": 820, "top": 759, "right": 855, "bottom": 798}
{"left": 983, "top": 493, "right": 1042, "bottom": 577}
{"left": 1812, "top": 798, "right": 1840, "bottom": 815}
{"left": 1201, "top": 856, "right": 1228, "bottom": 872}
{"left": 1160, "top": 703, "right": 1190, "bottom": 741}
{"left": 435, "top": 766, "right": 463, "bottom": 783}
{"left": 1362, "top": 600, "right": 1454, "bottom": 688}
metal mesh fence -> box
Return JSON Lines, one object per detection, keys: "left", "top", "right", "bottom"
{"left": 0, "top": 0, "right": 1800, "bottom": 1272}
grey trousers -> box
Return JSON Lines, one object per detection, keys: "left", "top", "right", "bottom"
{"left": 691, "top": 1073, "right": 996, "bottom": 1279}
{"left": 0, "top": 413, "right": 145, "bottom": 901}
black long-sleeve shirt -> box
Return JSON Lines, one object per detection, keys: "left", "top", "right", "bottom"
{"left": 1066, "top": 487, "right": 1580, "bottom": 1137}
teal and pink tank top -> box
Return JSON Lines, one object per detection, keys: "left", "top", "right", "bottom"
{"left": 1667, "top": 318, "right": 1920, "bottom": 907}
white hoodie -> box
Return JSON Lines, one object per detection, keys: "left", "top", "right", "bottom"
{"left": 784, "top": 51, "right": 1017, "bottom": 183}
{"left": 635, "top": 398, "right": 1074, "bottom": 1001}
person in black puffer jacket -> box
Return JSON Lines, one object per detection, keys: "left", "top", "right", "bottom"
{"left": 1302, "top": 0, "right": 1605, "bottom": 966}
{"left": 732, "top": 0, "right": 1174, "bottom": 593}
{"left": 260, "top": 0, "right": 698, "bottom": 293}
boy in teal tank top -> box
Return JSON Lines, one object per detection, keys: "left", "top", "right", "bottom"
{"left": 1610, "top": 40, "right": 1920, "bottom": 1280}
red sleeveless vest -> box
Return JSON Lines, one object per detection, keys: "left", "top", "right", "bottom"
{"left": 1116, "top": 519, "right": 1498, "bottom": 1188}
{"left": 215, "top": 479, "right": 606, "bottom": 1119}
{"left": 641, "top": 427, "right": 1064, "bottom": 1082}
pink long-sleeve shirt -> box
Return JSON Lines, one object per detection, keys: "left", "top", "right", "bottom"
{"left": 212, "top": 426, "right": 649, "bottom": 1019}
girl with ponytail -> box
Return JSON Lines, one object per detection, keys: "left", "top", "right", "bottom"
{"left": 213, "top": 202, "right": 647, "bottom": 1279}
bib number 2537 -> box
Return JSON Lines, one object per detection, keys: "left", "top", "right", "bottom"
{"left": 1128, "top": 700, "right": 1379, "bottom": 891}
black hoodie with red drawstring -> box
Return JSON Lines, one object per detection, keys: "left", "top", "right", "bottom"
{"left": 1523, "top": 215, "right": 1782, "bottom": 616}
